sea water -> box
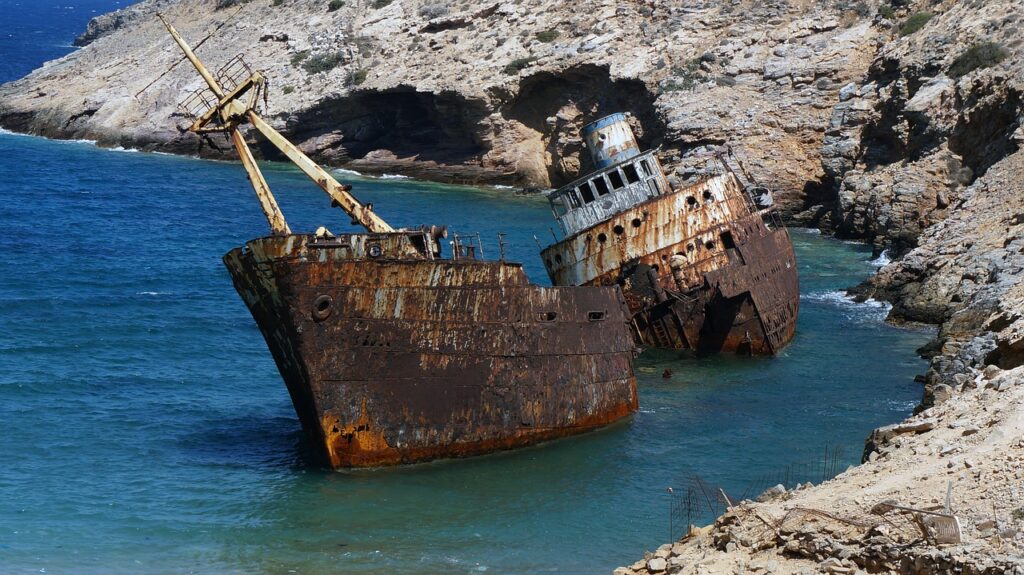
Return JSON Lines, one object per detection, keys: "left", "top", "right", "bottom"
{"left": 0, "top": 4, "right": 933, "bottom": 574}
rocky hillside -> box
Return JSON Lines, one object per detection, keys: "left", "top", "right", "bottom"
{"left": 0, "top": 0, "right": 891, "bottom": 216}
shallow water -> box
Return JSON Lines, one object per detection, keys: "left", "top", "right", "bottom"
{"left": 0, "top": 6, "right": 933, "bottom": 573}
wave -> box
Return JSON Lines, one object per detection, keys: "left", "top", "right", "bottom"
{"left": 111, "top": 146, "right": 140, "bottom": 153}
{"left": 801, "top": 289, "right": 892, "bottom": 320}
{"left": 378, "top": 173, "right": 410, "bottom": 180}
{"left": 333, "top": 168, "right": 362, "bottom": 176}
{"left": 869, "top": 249, "right": 891, "bottom": 267}
{"left": 136, "top": 291, "right": 167, "bottom": 296}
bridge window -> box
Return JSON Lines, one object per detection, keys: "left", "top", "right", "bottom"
{"left": 639, "top": 159, "right": 652, "bottom": 177}
{"left": 578, "top": 181, "right": 596, "bottom": 204}
{"left": 593, "top": 176, "right": 610, "bottom": 196}
{"left": 552, "top": 197, "right": 568, "bottom": 217}
{"left": 567, "top": 189, "right": 582, "bottom": 209}
{"left": 623, "top": 164, "right": 640, "bottom": 184}
{"left": 608, "top": 170, "right": 625, "bottom": 190}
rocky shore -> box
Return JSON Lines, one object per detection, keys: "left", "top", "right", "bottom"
{"left": 612, "top": 0, "right": 1024, "bottom": 571}
{"left": 1, "top": 0, "right": 1023, "bottom": 573}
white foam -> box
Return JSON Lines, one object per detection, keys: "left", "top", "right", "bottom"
{"left": 136, "top": 291, "right": 165, "bottom": 296}
{"left": 802, "top": 289, "right": 892, "bottom": 321}
{"left": 110, "top": 146, "right": 140, "bottom": 153}
{"left": 378, "top": 173, "right": 410, "bottom": 180}
{"left": 333, "top": 168, "right": 362, "bottom": 176}
{"left": 869, "top": 249, "right": 891, "bottom": 267}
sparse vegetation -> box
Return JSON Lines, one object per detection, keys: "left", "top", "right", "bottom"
{"left": 282, "top": 85, "right": 295, "bottom": 95}
{"left": 327, "top": 0, "right": 344, "bottom": 11}
{"left": 899, "top": 12, "right": 932, "bottom": 36}
{"left": 371, "top": 0, "right": 393, "bottom": 8}
{"left": 661, "top": 58, "right": 704, "bottom": 92}
{"left": 1013, "top": 507, "right": 1024, "bottom": 522}
{"left": 215, "top": 0, "right": 252, "bottom": 8}
{"left": 877, "top": 4, "right": 895, "bottom": 19}
{"left": 349, "top": 68, "right": 369, "bottom": 86}
{"left": 289, "top": 50, "right": 310, "bottom": 66}
{"left": 536, "top": 29, "right": 560, "bottom": 43}
{"left": 419, "top": 3, "right": 449, "bottom": 19}
{"left": 948, "top": 41, "right": 1009, "bottom": 77}
{"left": 354, "top": 36, "right": 375, "bottom": 58}
{"left": 302, "top": 51, "right": 345, "bottom": 74}
{"left": 502, "top": 56, "right": 538, "bottom": 75}
{"left": 272, "top": 0, "right": 285, "bottom": 6}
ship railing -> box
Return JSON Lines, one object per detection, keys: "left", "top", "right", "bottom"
{"left": 216, "top": 54, "right": 256, "bottom": 95}
{"left": 178, "top": 88, "right": 219, "bottom": 122}
{"left": 451, "top": 232, "right": 485, "bottom": 261}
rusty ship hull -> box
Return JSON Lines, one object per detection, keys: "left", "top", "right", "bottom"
{"left": 540, "top": 114, "right": 798, "bottom": 355}
{"left": 224, "top": 232, "right": 639, "bottom": 468}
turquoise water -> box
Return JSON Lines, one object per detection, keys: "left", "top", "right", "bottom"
{"left": 0, "top": 132, "right": 933, "bottom": 575}
{"left": 0, "top": 5, "right": 933, "bottom": 574}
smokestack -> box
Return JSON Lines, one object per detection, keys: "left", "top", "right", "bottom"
{"left": 581, "top": 113, "right": 641, "bottom": 169}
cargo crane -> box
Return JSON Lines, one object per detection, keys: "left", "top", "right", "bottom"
{"left": 158, "top": 13, "right": 392, "bottom": 236}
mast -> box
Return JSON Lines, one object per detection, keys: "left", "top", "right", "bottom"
{"left": 157, "top": 14, "right": 394, "bottom": 234}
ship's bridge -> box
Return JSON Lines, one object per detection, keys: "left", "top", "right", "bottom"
{"left": 548, "top": 149, "right": 669, "bottom": 238}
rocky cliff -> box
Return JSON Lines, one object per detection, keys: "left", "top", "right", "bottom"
{"left": 0, "top": 0, "right": 889, "bottom": 216}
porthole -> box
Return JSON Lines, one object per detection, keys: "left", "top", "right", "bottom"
{"left": 686, "top": 196, "right": 698, "bottom": 207}
{"left": 702, "top": 190, "right": 713, "bottom": 202}
{"left": 587, "top": 311, "right": 606, "bottom": 321}
{"left": 368, "top": 244, "right": 383, "bottom": 258}
{"left": 613, "top": 224, "right": 625, "bottom": 236}
{"left": 686, "top": 244, "right": 695, "bottom": 252}
{"left": 597, "top": 233, "right": 608, "bottom": 243}
{"left": 631, "top": 218, "right": 642, "bottom": 228}
{"left": 705, "top": 240, "right": 715, "bottom": 250}
{"left": 312, "top": 294, "right": 333, "bottom": 321}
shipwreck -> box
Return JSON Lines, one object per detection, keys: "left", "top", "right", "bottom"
{"left": 158, "top": 17, "right": 638, "bottom": 468}
{"left": 540, "top": 114, "right": 799, "bottom": 355}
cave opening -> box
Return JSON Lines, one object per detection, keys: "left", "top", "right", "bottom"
{"left": 268, "top": 87, "right": 490, "bottom": 165}
{"left": 504, "top": 64, "right": 664, "bottom": 186}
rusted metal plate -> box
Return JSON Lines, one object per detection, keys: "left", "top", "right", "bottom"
{"left": 542, "top": 172, "right": 799, "bottom": 355}
{"left": 224, "top": 232, "right": 638, "bottom": 468}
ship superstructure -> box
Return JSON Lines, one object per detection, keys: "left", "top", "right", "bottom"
{"left": 541, "top": 114, "right": 799, "bottom": 355}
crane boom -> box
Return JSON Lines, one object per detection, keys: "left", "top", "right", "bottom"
{"left": 157, "top": 14, "right": 393, "bottom": 234}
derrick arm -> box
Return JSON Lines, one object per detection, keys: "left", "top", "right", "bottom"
{"left": 158, "top": 14, "right": 290, "bottom": 235}
{"left": 157, "top": 14, "right": 394, "bottom": 235}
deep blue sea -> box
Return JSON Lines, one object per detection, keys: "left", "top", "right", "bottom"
{"left": 0, "top": 3, "right": 933, "bottom": 574}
